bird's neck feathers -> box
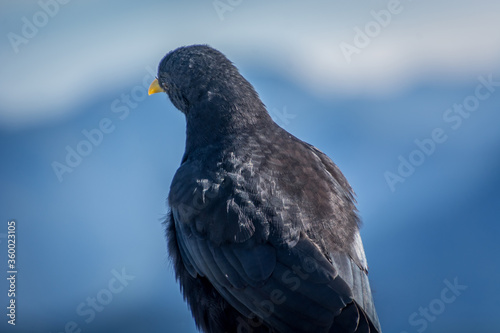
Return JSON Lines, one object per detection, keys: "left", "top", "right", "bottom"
{"left": 183, "top": 79, "right": 273, "bottom": 154}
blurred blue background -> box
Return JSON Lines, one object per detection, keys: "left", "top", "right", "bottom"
{"left": 1, "top": 1, "right": 499, "bottom": 332}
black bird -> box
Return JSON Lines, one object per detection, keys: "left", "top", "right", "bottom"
{"left": 149, "top": 45, "right": 382, "bottom": 333}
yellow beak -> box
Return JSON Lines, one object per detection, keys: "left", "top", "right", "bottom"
{"left": 148, "top": 78, "right": 164, "bottom": 95}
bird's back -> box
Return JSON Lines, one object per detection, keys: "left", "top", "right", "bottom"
{"left": 167, "top": 121, "right": 382, "bottom": 332}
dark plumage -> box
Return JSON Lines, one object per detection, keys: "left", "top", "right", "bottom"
{"left": 149, "top": 44, "right": 382, "bottom": 333}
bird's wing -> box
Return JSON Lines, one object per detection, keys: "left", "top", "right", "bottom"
{"left": 329, "top": 232, "right": 382, "bottom": 332}
{"left": 305, "top": 143, "right": 382, "bottom": 332}
{"left": 172, "top": 203, "right": 380, "bottom": 333}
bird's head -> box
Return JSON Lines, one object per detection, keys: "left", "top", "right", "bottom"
{"left": 149, "top": 44, "right": 250, "bottom": 114}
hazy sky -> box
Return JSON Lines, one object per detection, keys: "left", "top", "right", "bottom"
{"left": 1, "top": 0, "right": 499, "bottom": 128}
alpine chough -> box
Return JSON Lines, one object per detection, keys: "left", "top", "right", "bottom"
{"left": 149, "top": 44, "right": 382, "bottom": 333}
